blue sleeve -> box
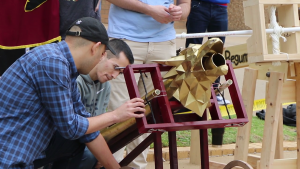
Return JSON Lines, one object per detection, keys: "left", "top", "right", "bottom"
{"left": 33, "top": 57, "right": 98, "bottom": 142}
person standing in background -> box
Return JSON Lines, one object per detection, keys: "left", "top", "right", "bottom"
{"left": 59, "top": 0, "right": 101, "bottom": 39}
{"left": 106, "top": 0, "right": 190, "bottom": 168}
{"left": 185, "top": 0, "right": 230, "bottom": 105}
{"left": 185, "top": 0, "right": 230, "bottom": 147}
{"left": 0, "top": 0, "right": 60, "bottom": 76}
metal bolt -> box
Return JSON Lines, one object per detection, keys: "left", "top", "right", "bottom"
{"left": 154, "top": 89, "right": 161, "bottom": 95}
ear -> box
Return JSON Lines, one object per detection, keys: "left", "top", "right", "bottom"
{"left": 100, "top": 51, "right": 108, "bottom": 61}
{"left": 91, "top": 42, "right": 103, "bottom": 56}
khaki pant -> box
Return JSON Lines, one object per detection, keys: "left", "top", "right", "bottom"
{"left": 108, "top": 39, "right": 176, "bottom": 169}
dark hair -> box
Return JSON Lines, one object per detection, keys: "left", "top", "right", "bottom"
{"left": 107, "top": 39, "right": 134, "bottom": 64}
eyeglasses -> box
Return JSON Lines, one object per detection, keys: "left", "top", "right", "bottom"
{"left": 114, "top": 67, "right": 126, "bottom": 70}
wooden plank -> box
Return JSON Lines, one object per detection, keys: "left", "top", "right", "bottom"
{"left": 244, "top": 0, "right": 300, "bottom": 8}
{"left": 281, "top": 80, "right": 296, "bottom": 104}
{"left": 275, "top": 104, "right": 284, "bottom": 159}
{"left": 295, "top": 62, "right": 300, "bottom": 169}
{"left": 249, "top": 62, "right": 288, "bottom": 81}
{"left": 265, "top": 82, "right": 284, "bottom": 159}
{"left": 257, "top": 158, "right": 297, "bottom": 169}
{"left": 277, "top": 4, "right": 299, "bottom": 55}
{"left": 288, "top": 62, "right": 296, "bottom": 79}
{"left": 234, "top": 68, "right": 258, "bottom": 161}
{"left": 223, "top": 43, "right": 249, "bottom": 69}
{"left": 209, "top": 161, "right": 226, "bottom": 169}
{"left": 189, "top": 130, "right": 201, "bottom": 165}
{"left": 245, "top": 4, "right": 268, "bottom": 63}
{"left": 259, "top": 71, "right": 284, "bottom": 169}
{"left": 248, "top": 54, "right": 300, "bottom": 63}
{"left": 266, "top": 83, "right": 284, "bottom": 159}
{"left": 263, "top": 54, "right": 300, "bottom": 61}
{"left": 247, "top": 154, "right": 261, "bottom": 169}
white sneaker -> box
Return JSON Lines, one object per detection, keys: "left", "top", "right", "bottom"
{"left": 216, "top": 96, "right": 230, "bottom": 105}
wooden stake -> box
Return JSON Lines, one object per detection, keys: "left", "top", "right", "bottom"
{"left": 295, "top": 62, "right": 300, "bottom": 169}
{"left": 234, "top": 68, "right": 258, "bottom": 161}
{"left": 275, "top": 104, "right": 284, "bottom": 159}
{"left": 259, "top": 72, "right": 284, "bottom": 169}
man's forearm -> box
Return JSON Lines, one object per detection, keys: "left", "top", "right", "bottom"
{"left": 86, "top": 112, "right": 117, "bottom": 134}
{"left": 177, "top": 0, "right": 191, "bottom": 20}
{"left": 86, "top": 134, "right": 120, "bottom": 169}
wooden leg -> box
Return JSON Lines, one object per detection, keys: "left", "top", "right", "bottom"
{"left": 234, "top": 68, "right": 258, "bottom": 161}
{"left": 120, "top": 133, "right": 155, "bottom": 166}
{"left": 275, "top": 104, "right": 284, "bottom": 159}
{"left": 259, "top": 72, "right": 284, "bottom": 169}
{"left": 189, "top": 130, "right": 201, "bottom": 165}
{"left": 295, "top": 62, "right": 300, "bottom": 169}
{"left": 200, "top": 128, "right": 209, "bottom": 169}
{"left": 154, "top": 132, "right": 163, "bottom": 169}
{"left": 168, "top": 131, "right": 178, "bottom": 169}
{"left": 200, "top": 111, "right": 209, "bottom": 169}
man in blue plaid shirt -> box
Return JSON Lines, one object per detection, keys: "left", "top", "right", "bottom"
{"left": 0, "top": 17, "right": 145, "bottom": 169}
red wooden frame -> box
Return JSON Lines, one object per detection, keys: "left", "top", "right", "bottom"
{"left": 120, "top": 61, "right": 248, "bottom": 169}
{"left": 123, "top": 61, "right": 248, "bottom": 133}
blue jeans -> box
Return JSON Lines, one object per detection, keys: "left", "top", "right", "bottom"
{"left": 34, "top": 131, "right": 97, "bottom": 169}
{"left": 185, "top": 0, "right": 228, "bottom": 47}
{"left": 33, "top": 131, "right": 85, "bottom": 169}
{"left": 78, "top": 147, "right": 97, "bottom": 169}
{"left": 186, "top": 0, "right": 228, "bottom": 89}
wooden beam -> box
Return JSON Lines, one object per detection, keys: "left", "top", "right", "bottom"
{"left": 223, "top": 43, "right": 249, "bottom": 69}
{"left": 265, "top": 83, "right": 283, "bottom": 159}
{"left": 247, "top": 154, "right": 261, "bottom": 169}
{"left": 281, "top": 80, "right": 296, "bottom": 103}
{"left": 249, "top": 62, "right": 288, "bottom": 81}
{"left": 295, "top": 62, "right": 300, "bottom": 169}
{"left": 275, "top": 104, "right": 284, "bottom": 159}
{"left": 234, "top": 68, "right": 258, "bottom": 161}
{"left": 259, "top": 71, "right": 284, "bottom": 169}
{"left": 209, "top": 161, "right": 226, "bottom": 169}
{"left": 189, "top": 130, "right": 201, "bottom": 165}
{"left": 244, "top": 0, "right": 300, "bottom": 8}
{"left": 257, "top": 158, "right": 297, "bottom": 169}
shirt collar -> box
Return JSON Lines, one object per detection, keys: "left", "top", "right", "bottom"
{"left": 58, "top": 41, "right": 79, "bottom": 77}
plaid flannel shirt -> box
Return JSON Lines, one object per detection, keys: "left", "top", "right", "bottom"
{"left": 0, "top": 41, "right": 99, "bottom": 168}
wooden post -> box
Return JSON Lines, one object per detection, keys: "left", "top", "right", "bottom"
{"left": 190, "top": 130, "right": 201, "bottom": 165}
{"left": 266, "top": 82, "right": 284, "bottom": 159}
{"left": 275, "top": 104, "right": 284, "bottom": 159}
{"left": 234, "top": 68, "right": 258, "bottom": 161}
{"left": 259, "top": 71, "right": 284, "bottom": 169}
{"left": 295, "top": 62, "right": 300, "bottom": 169}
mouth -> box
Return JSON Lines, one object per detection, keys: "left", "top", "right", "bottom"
{"left": 105, "top": 75, "right": 112, "bottom": 81}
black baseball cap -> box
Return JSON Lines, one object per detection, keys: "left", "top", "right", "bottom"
{"left": 66, "top": 17, "right": 116, "bottom": 55}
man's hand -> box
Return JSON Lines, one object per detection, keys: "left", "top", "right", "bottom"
{"left": 168, "top": 4, "right": 183, "bottom": 21}
{"left": 95, "top": 0, "right": 101, "bottom": 12}
{"left": 112, "top": 98, "right": 145, "bottom": 123}
{"left": 147, "top": 5, "right": 173, "bottom": 24}
{"left": 86, "top": 98, "right": 145, "bottom": 134}
{"left": 94, "top": 161, "right": 103, "bottom": 168}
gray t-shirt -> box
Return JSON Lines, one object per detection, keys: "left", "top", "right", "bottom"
{"left": 76, "top": 74, "right": 110, "bottom": 116}
{"left": 59, "top": 0, "right": 101, "bottom": 39}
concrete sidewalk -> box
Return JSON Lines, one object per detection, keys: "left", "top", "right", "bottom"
{"left": 146, "top": 142, "right": 297, "bottom": 162}
{"left": 146, "top": 150, "right": 298, "bottom": 169}
{"left": 145, "top": 142, "right": 297, "bottom": 169}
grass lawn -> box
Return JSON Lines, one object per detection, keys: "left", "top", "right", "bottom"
{"left": 150, "top": 114, "right": 297, "bottom": 148}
